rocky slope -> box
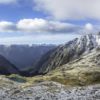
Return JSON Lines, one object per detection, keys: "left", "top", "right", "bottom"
{"left": 42, "top": 48, "right": 100, "bottom": 85}
{"left": 0, "top": 76, "right": 99, "bottom": 100}
{"left": 0, "top": 55, "right": 19, "bottom": 75}
{"left": 22, "top": 47, "right": 99, "bottom": 86}
{"left": 35, "top": 33, "right": 100, "bottom": 74}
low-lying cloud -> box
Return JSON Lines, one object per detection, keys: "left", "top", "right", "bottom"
{"left": 0, "top": 34, "right": 80, "bottom": 45}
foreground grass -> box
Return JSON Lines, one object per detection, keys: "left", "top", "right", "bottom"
{"left": 5, "top": 65, "right": 100, "bottom": 88}
{"left": 5, "top": 49, "right": 100, "bottom": 87}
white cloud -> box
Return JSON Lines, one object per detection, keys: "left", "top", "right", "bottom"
{"left": 0, "top": 19, "right": 99, "bottom": 45}
{"left": 0, "top": 18, "right": 99, "bottom": 34}
{"left": 0, "top": 0, "right": 17, "bottom": 4}
{"left": 85, "top": 23, "right": 93, "bottom": 31}
{"left": 82, "top": 23, "right": 100, "bottom": 33}
{"left": 17, "top": 18, "right": 80, "bottom": 33}
{"left": 0, "top": 21, "right": 16, "bottom": 32}
{"left": 17, "top": 18, "right": 48, "bottom": 33}
{"left": 34, "top": 0, "right": 100, "bottom": 20}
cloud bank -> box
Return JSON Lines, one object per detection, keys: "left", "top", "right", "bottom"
{"left": 0, "top": 34, "right": 80, "bottom": 45}
{"left": 34, "top": 0, "right": 100, "bottom": 20}
{"left": 0, "top": 18, "right": 83, "bottom": 34}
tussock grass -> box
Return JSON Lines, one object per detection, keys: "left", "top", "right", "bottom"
{"left": 5, "top": 66, "right": 100, "bottom": 87}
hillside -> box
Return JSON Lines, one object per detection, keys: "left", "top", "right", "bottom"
{"left": 43, "top": 47, "right": 100, "bottom": 85}
{"left": 35, "top": 33, "right": 100, "bottom": 74}
{"left": 0, "top": 55, "right": 19, "bottom": 75}
{"left": 0, "top": 47, "right": 99, "bottom": 99}
{"left": 0, "top": 34, "right": 99, "bottom": 99}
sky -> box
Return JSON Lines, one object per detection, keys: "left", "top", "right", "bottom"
{"left": 0, "top": 0, "right": 100, "bottom": 45}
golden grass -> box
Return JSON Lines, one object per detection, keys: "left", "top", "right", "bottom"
{"left": 5, "top": 65, "right": 100, "bottom": 87}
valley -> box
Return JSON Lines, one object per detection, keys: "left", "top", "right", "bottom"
{"left": 0, "top": 33, "right": 100, "bottom": 99}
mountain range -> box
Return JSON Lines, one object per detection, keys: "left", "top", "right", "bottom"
{"left": 0, "top": 33, "right": 100, "bottom": 79}
{"left": 0, "top": 44, "right": 55, "bottom": 71}
{"left": 0, "top": 55, "right": 19, "bottom": 75}
{"left": 0, "top": 33, "right": 100, "bottom": 99}
{"left": 34, "top": 33, "right": 100, "bottom": 74}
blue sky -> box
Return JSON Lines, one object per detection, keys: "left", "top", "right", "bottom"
{"left": 0, "top": 0, "right": 46, "bottom": 22}
{"left": 0, "top": 0, "right": 100, "bottom": 45}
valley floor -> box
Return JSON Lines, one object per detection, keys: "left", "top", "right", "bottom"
{"left": 0, "top": 75, "right": 100, "bottom": 100}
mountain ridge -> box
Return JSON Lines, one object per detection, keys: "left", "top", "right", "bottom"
{"left": 0, "top": 44, "right": 56, "bottom": 71}
{"left": 34, "top": 33, "right": 100, "bottom": 74}
{"left": 0, "top": 54, "right": 19, "bottom": 75}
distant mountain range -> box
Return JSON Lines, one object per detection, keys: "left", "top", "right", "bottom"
{"left": 0, "top": 44, "right": 56, "bottom": 71}
{"left": 0, "top": 33, "right": 100, "bottom": 78}
{"left": 0, "top": 55, "right": 19, "bottom": 75}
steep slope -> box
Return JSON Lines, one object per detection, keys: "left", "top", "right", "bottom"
{"left": 44, "top": 47, "right": 100, "bottom": 85}
{"left": 0, "top": 55, "right": 19, "bottom": 75}
{"left": 35, "top": 33, "right": 100, "bottom": 74}
{"left": 26, "top": 47, "right": 100, "bottom": 86}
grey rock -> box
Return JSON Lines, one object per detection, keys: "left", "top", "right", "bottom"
{"left": 0, "top": 80, "right": 100, "bottom": 100}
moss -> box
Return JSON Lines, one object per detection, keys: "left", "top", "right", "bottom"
{"left": 6, "top": 74, "right": 27, "bottom": 83}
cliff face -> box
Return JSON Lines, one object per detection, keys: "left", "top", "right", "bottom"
{"left": 35, "top": 34, "right": 100, "bottom": 74}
